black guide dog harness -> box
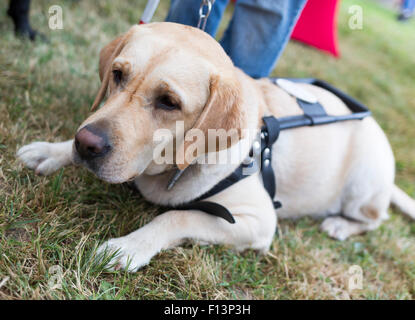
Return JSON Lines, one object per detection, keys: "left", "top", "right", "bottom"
{"left": 166, "top": 78, "right": 371, "bottom": 224}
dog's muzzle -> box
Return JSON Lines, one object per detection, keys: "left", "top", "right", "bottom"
{"left": 74, "top": 124, "right": 111, "bottom": 161}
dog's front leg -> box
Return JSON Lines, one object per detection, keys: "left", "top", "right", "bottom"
{"left": 96, "top": 206, "right": 276, "bottom": 272}
{"left": 17, "top": 140, "right": 74, "bottom": 175}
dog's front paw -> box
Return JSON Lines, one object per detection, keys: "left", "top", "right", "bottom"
{"left": 17, "top": 141, "right": 72, "bottom": 175}
{"left": 96, "top": 236, "right": 157, "bottom": 272}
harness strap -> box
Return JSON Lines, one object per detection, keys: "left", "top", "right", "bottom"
{"left": 174, "top": 117, "right": 281, "bottom": 224}
{"left": 172, "top": 166, "right": 247, "bottom": 224}
{"left": 175, "top": 116, "right": 282, "bottom": 222}
{"left": 297, "top": 100, "right": 327, "bottom": 123}
{"left": 261, "top": 116, "right": 282, "bottom": 209}
{"left": 177, "top": 201, "right": 235, "bottom": 224}
{"left": 194, "top": 165, "right": 248, "bottom": 201}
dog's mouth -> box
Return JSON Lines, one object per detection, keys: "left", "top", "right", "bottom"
{"left": 71, "top": 141, "right": 153, "bottom": 184}
{"left": 72, "top": 144, "right": 118, "bottom": 183}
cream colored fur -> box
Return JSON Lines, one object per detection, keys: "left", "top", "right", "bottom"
{"left": 17, "top": 23, "right": 415, "bottom": 271}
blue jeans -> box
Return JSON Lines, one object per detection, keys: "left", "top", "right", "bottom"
{"left": 403, "top": 0, "right": 415, "bottom": 12}
{"left": 166, "top": 0, "right": 307, "bottom": 78}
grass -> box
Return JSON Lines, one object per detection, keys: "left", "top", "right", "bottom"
{"left": 0, "top": 0, "right": 415, "bottom": 300}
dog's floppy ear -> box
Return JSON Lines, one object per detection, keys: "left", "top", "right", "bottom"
{"left": 98, "top": 35, "right": 124, "bottom": 82}
{"left": 91, "top": 33, "right": 130, "bottom": 111}
{"left": 176, "top": 74, "right": 246, "bottom": 170}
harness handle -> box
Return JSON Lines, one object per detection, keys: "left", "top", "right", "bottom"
{"left": 140, "top": 0, "right": 160, "bottom": 24}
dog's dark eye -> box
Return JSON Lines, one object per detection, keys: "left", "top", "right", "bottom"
{"left": 155, "top": 95, "right": 180, "bottom": 111}
{"left": 112, "top": 69, "right": 122, "bottom": 85}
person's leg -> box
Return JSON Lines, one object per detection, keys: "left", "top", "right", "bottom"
{"left": 403, "top": 0, "right": 415, "bottom": 12}
{"left": 399, "top": 0, "right": 415, "bottom": 20}
{"left": 7, "top": 0, "right": 38, "bottom": 40}
{"left": 220, "top": 0, "right": 307, "bottom": 78}
{"left": 165, "top": 0, "right": 229, "bottom": 37}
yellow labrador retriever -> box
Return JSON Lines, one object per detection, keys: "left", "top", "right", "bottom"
{"left": 17, "top": 23, "right": 415, "bottom": 271}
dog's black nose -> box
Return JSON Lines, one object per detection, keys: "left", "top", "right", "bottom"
{"left": 75, "top": 125, "right": 111, "bottom": 160}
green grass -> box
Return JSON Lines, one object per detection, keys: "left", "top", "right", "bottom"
{"left": 1, "top": 0, "right": 415, "bottom": 299}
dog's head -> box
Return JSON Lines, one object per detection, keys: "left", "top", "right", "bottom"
{"left": 72, "top": 22, "right": 247, "bottom": 183}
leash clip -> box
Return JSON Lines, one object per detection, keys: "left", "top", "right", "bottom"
{"left": 197, "top": 0, "right": 215, "bottom": 31}
{"left": 166, "top": 168, "right": 186, "bottom": 190}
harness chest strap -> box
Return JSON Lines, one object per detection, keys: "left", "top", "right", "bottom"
{"left": 169, "top": 78, "right": 371, "bottom": 224}
{"left": 174, "top": 117, "right": 283, "bottom": 224}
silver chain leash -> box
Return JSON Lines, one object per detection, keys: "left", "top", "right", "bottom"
{"left": 167, "top": 0, "right": 216, "bottom": 191}
{"left": 197, "top": 0, "right": 215, "bottom": 31}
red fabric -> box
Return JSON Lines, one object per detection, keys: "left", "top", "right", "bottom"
{"left": 291, "top": 0, "right": 340, "bottom": 57}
